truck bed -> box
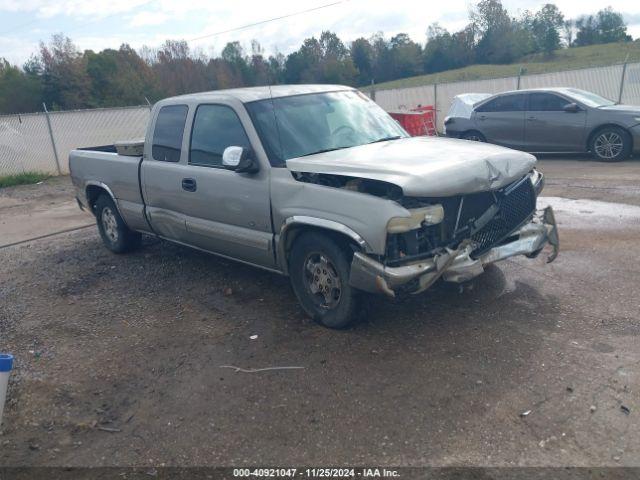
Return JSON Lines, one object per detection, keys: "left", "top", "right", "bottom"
{"left": 69, "top": 148, "right": 149, "bottom": 232}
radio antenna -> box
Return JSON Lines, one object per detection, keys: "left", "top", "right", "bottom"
{"left": 268, "top": 84, "right": 284, "bottom": 162}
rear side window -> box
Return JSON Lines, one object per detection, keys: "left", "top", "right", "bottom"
{"left": 529, "top": 93, "right": 571, "bottom": 111}
{"left": 189, "top": 104, "right": 251, "bottom": 167}
{"left": 476, "top": 94, "right": 525, "bottom": 112}
{"left": 152, "top": 105, "right": 188, "bottom": 162}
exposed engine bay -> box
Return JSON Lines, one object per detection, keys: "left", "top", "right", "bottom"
{"left": 291, "top": 171, "right": 403, "bottom": 201}
{"left": 292, "top": 169, "right": 544, "bottom": 268}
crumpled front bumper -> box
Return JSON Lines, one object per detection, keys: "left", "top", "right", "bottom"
{"left": 349, "top": 206, "right": 559, "bottom": 297}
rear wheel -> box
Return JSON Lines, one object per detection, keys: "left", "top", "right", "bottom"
{"left": 289, "top": 232, "right": 362, "bottom": 329}
{"left": 95, "top": 194, "right": 141, "bottom": 253}
{"left": 590, "top": 127, "right": 631, "bottom": 162}
{"left": 462, "top": 130, "right": 486, "bottom": 142}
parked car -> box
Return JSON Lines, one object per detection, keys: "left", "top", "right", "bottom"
{"left": 444, "top": 88, "right": 640, "bottom": 161}
{"left": 70, "top": 85, "right": 558, "bottom": 329}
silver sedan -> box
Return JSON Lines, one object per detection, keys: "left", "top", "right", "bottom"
{"left": 444, "top": 88, "right": 640, "bottom": 162}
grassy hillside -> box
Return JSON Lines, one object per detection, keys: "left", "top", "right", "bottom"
{"left": 366, "top": 41, "right": 640, "bottom": 91}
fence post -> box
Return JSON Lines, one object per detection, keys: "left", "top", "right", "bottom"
{"left": 433, "top": 82, "right": 438, "bottom": 134}
{"left": 42, "top": 103, "right": 62, "bottom": 175}
{"left": 516, "top": 66, "right": 523, "bottom": 90}
{"left": 370, "top": 79, "right": 376, "bottom": 102}
{"left": 618, "top": 58, "right": 628, "bottom": 104}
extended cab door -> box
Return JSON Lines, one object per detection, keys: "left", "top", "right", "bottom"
{"left": 141, "top": 100, "right": 274, "bottom": 269}
{"left": 524, "top": 92, "right": 587, "bottom": 152}
{"left": 473, "top": 93, "right": 526, "bottom": 149}
{"left": 141, "top": 104, "right": 191, "bottom": 242}
{"left": 179, "top": 102, "right": 274, "bottom": 268}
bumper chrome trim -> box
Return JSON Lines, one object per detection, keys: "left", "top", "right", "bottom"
{"left": 350, "top": 206, "right": 559, "bottom": 297}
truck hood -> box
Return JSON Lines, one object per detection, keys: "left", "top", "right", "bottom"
{"left": 285, "top": 136, "right": 537, "bottom": 197}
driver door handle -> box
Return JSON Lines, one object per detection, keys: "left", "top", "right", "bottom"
{"left": 181, "top": 178, "right": 197, "bottom": 192}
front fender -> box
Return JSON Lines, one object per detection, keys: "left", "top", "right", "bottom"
{"left": 276, "top": 216, "right": 370, "bottom": 274}
{"left": 270, "top": 169, "right": 410, "bottom": 262}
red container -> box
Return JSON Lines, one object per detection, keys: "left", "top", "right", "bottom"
{"left": 387, "top": 106, "right": 436, "bottom": 136}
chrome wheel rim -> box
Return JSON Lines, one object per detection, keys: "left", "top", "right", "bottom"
{"left": 303, "top": 252, "right": 341, "bottom": 309}
{"left": 101, "top": 207, "right": 118, "bottom": 243}
{"left": 465, "top": 134, "right": 482, "bottom": 142}
{"left": 594, "top": 132, "right": 623, "bottom": 159}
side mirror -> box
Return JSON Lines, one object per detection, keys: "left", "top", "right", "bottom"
{"left": 222, "top": 146, "right": 259, "bottom": 173}
{"left": 563, "top": 103, "right": 580, "bottom": 113}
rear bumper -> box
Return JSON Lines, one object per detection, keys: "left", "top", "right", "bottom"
{"left": 349, "top": 206, "right": 559, "bottom": 297}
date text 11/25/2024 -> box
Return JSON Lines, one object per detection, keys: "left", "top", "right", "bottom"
{"left": 232, "top": 468, "right": 400, "bottom": 478}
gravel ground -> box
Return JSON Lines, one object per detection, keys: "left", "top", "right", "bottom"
{"left": 0, "top": 159, "right": 639, "bottom": 467}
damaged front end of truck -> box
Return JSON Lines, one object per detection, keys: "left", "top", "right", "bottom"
{"left": 285, "top": 137, "right": 559, "bottom": 298}
{"left": 349, "top": 171, "right": 559, "bottom": 297}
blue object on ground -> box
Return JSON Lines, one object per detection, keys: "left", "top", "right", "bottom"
{"left": 0, "top": 354, "right": 13, "bottom": 372}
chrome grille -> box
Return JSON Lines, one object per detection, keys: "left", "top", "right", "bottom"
{"left": 471, "top": 177, "right": 536, "bottom": 257}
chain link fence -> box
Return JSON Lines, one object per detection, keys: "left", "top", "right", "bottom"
{"left": 372, "top": 61, "right": 640, "bottom": 132}
{"left": 0, "top": 106, "right": 150, "bottom": 176}
{"left": 1, "top": 61, "right": 640, "bottom": 177}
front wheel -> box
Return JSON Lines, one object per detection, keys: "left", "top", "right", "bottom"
{"left": 590, "top": 127, "right": 631, "bottom": 162}
{"left": 289, "top": 232, "right": 362, "bottom": 329}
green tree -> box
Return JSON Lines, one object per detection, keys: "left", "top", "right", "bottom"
{"left": 574, "top": 15, "right": 599, "bottom": 46}
{"left": 267, "top": 52, "right": 285, "bottom": 84}
{"left": 531, "top": 4, "right": 565, "bottom": 55}
{"left": 370, "top": 33, "right": 394, "bottom": 83}
{"left": 0, "top": 59, "right": 43, "bottom": 113}
{"left": 85, "top": 44, "right": 160, "bottom": 107}
{"left": 284, "top": 32, "right": 355, "bottom": 85}
{"left": 151, "top": 40, "right": 211, "bottom": 96}
{"left": 388, "top": 33, "right": 422, "bottom": 78}
{"left": 596, "top": 7, "right": 631, "bottom": 43}
{"left": 350, "top": 37, "right": 374, "bottom": 84}
{"left": 562, "top": 19, "right": 575, "bottom": 46}
{"left": 574, "top": 7, "right": 630, "bottom": 46}
{"left": 472, "top": 0, "right": 521, "bottom": 63}
{"left": 38, "top": 34, "right": 92, "bottom": 110}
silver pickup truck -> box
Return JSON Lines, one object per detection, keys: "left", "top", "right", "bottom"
{"left": 70, "top": 84, "right": 559, "bottom": 328}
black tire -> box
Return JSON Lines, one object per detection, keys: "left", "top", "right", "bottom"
{"left": 461, "top": 130, "right": 486, "bottom": 142}
{"left": 289, "top": 232, "right": 362, "bottom": 329}
{"left": 94, "top": 194, "right": 141, "bottom": 253}
{"left": 589, "top": 126, "right": 632, "bottom": 162}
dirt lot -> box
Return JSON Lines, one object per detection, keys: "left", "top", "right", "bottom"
{"left": 0, "top": 159, "right": 639, "bottom": 467}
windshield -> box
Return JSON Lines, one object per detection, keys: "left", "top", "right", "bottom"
{"left": 246, "top": 90, "right": 408, "bottom": 166}
{"left": 564, "top": 88, "right": 615, "bottom": 108}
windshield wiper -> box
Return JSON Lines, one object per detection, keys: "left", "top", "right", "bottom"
{"left": 367, "top": 136, "right": 402, "bottom": 144}
{"left": 298, "top": 137, "right": 403, "bottom": 157}
{"left": 298, "top": 146, "right": 349, "bottom": 157}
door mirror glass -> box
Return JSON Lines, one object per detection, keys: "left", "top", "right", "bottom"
{"left": 222, "top": 146, "right": 259, "bottom": 173}
{"left": 563, "top": 102, "right": 580, "bottom": 113}
{"left": 222, "top": 146, "right": 243, "bottom": 168}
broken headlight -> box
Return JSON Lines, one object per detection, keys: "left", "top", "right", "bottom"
{"left": 387, "top": 205, "right": 444, "bottom": 233}
{"left": 528, "top": 169, "right": 544, "bottom": 196}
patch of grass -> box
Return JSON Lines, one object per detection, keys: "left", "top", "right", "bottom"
{"left": 0, "top": 172, "right": 50, "bottom": 188}
{"left": 366, "top": 41, "right": 640, "bottom": 91}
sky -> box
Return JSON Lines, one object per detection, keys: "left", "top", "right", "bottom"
{"left": 0, "top": 0, "right": 639, "bottom": 66}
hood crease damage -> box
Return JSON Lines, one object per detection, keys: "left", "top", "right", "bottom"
{"left": 286, "top": 136, "right": 537, "bottom": 198}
